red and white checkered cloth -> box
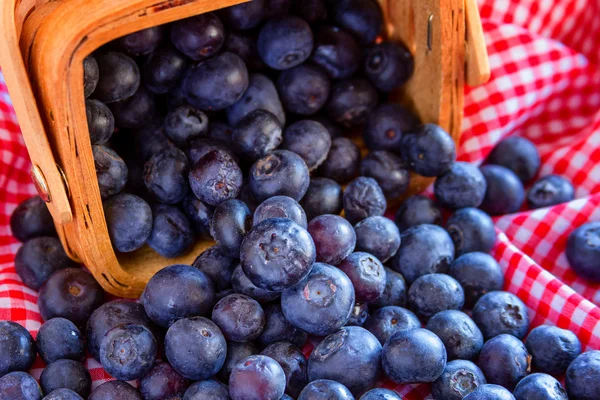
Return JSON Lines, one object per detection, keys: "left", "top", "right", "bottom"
{"left": 1, "top": 0, "right": 600, "bottom": 398}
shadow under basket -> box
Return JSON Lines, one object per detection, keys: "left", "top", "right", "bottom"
{"left": 0, "top": 0, "right": 490, "bottom": 297}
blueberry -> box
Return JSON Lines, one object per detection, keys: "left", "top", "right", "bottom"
{"left": 258, "top": 17, "right": 313, "bottom": 70}
{"left": 219, "top": 0, "right": 265, "bottom": 30}
{"left": 92, "top": 145, "right": 128, "bottom": 199}
{"left": 432, "top": 360, "right": 487, "bottom": 400}
{"left": 36, "top": 318, "right": 84, "bottom": 364}
{"left": 472, "top": 291, "right": 530, "bottom": 340}
{"left": 346, "top": 302, "right": 369, "bottom": 327}
{"left": 229, "top": 355, "right": 286, "bottom": 400}
{"left": 369, "top": 268, "right": 408, "bottom": 309}
{"left": 401, "top": 124, "right": 456, "bottom": 177}
{"left": 241, "top": 218, "right": 316, "bottom": 291}
{"left": 183, "top": 52, "right": 249, "bottom": 111}
{"left": 254, "top": 196, "right": 307, "bottom": 228}
{"left": 165, "top": 317, "right": 227, "bottom": 380}
{"left": 331, "top": 0, "right": 383, "bottom": 44}
{"left": 86, "top": 300, "right": 154, "bottom": 362}
{"left": 486, "top": 136, "right": 540, "bottom": 183}
{"left": 318, "top": 137, "right": 361, "bottom": 183}
{"left": 85, "top": 99, "right": 114, "bottom": 145}
{"left": 232, "top": 110, "right": 283, "bottom": 161}
{"left": 228, "top": 73, "right": 286, "bottom": 126}
{"left": 449, "top": 252, "right": 504, "bottom": 308}
{"left": 110, "top": 86, "right": 157, "bottom": 129}
{"left": 143, "top": 44, "right": 189, "bottom": 94}
{"left": 293, "top": 0, "right": 327, "bottom": 23}
{"left": 116, "top": 26, "right": 163, "bottom": 56}
{"left": 142, "top": 264, "right": 215, "bottom": 328}
{"left": 360, "top": 151, "right": 410, "bottom": 198}
{"left": 99, "top": 324, "right": 157, "bottom": 381}
{"left": 182, "top": 194, "right": 213, "bottom": 239}
{"left": 231, "top": 264, "right": 281, "bottom": 303}
{"left": 363, "top": 306, "right": 419, "bottom": 345}
{"left": 352, "top": 217, "right": 400, "bottom": 263}
{"left": 310, "top": 25, "right": 361, "bottom": 79}
{"left": 210, "top": 199, "right": 252, "bottom": 256}
{"left": 192, "top": 245, "right": 237, "bottom": 291}
{"left": 249, "top": 150, "right": 310, "bottom": 202}
{"left": 567, "top": 222, "right": 600, "bottom": 282}
{"left": 147, "top": 204, "right": 194, "bottom": 258}
{"left": 527, "top": 175, "right": 575, "bottom": 209}
{"left": 338, "top": 252, "right": 386, "bottom": 303}
{"left": 390, "top": 224, "right": 455, "bottom": 284}
{"left": 183, "top": 380, "right": 230, "bottom": 400}
{"left": 281, "top": 263, "right": 355, "bottom": 336}
{"left": 282, "top": 120, "right": 332, "bottom": 172}
{"left": 170, "top": 13, "right": 225, "bottom": 61}
{"left": 364, "top": 41, "right": 413, "bottom": 92}
{"left": 301, "top": 178, "right": 343, "bottom": 221}
{"left": 446, "top": 208, "right": 496, "bottom": 256}
{"left": 298, "top": 380, "right": 354, "bottom": 400}
{"left": 187, "top": 137, "right": 236, "bottom": 166}
{"left": 261, "top": 342, "right": 308, "bottom": 397}
{"left": 212, "top": 294, "right": 265, "bottom": 342}
{"left": 39, "top": 359, "right": 91, "bottom": 397}
{"left": 513, "top": 373, "right": 567, "bottom": 400}
{"left": 0, "top": 372, "right": 43, "bottom": 400}
{"left": 434, "top": 162, "right": 487, "bottom": 209}
{"left": 219, "top": 342, "right": 259, "bottom": 382}
{"left": 277, "top": 64, "right": 331, "bottom": 116}
{"left": 223, "top": 31, "right": 265, "bottom": 71}
{"left": 144, "top": 146, "right": 189, "bottom": 204}
{"left": 257, "top": 303, "right": 307, "bottom": 348}
{"left": 565, "top": 351, "right": 600, "bottom": 400}
{"left": 525, "top": 325, "right": 581, "bottom": 375}
{"left": 83, "top": 56, "right": 99, "bottom": 98}
{"left": 479, "top": 165, "right": 525, "bottom": 215}
{"left": 189, "top": 149, "right": 243, "bottom": 206}
{"left": 164, "top": 105, "right": 209, "bottom": 147}
{"left": 88, "top": 381, "right": 141, "bottom": 400}
{"left": 140, "top": 361, "right": 189, "bottom": 400}
{"left": 408, "top": 273, "right": 464, "bottom": 321}
{"left": 326, "top": 79, "right": 379, "bottom": 128}
{"left": 93, "top": 52, "right": 140, "bottom": 103}
{"left": 477, "top": 334, "right": 529, "bottom": 390}
{"left": 343, "top": 177, "right": 386, "bottom": 225}
{"left": 359, "top": 388, "right": 400, "bottom": 400}
{"left": 10, "top": 196, "right": 55, "bottom": 242}
{"left": 394, "top": 195, "right": 442, "bottom": 231}
{"left": 38, "top": 268, "right": 104, "bottom": 328}
{"left": 426, "top": 310, "right": 484, "bottom": 360}
{"left": 15, "top": 237, "right": 77, "bottom": 290}
{"left": 363, "top": 103, "right": 418, "bottom": 152}
{"left": 309, "top": 326, "right": 381, "bottom": 396}
{"left": 43, "top": 388, "right": 84, "bottom": 400}
{"left": 382, "top": 328, "right": 447, "bottom": 383}
{"left": 308, "top": 214, "right": 356, "bottom": 265}
{"left": 463, "top": 384, "right": 516, "bottom": 400}
{"left": 134, "top": 121, "right": 173, "bottom": 162}
{"left": 0, "top": 321, "right": 36, "bottom": 376}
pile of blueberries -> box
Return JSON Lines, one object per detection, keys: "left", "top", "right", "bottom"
{"left": 3, "top": 0, "right": 600, "bottom": 399}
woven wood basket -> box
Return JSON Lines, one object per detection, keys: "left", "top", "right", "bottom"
{"left": 0, "top": 0, "right": 490, "bottom": 297}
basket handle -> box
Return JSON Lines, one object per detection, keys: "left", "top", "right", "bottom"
{"left": 465, "top": 0, "right": 491, "bottom": 86}
{"left": 0, "top": 0, "right": 73, "bottom": 224}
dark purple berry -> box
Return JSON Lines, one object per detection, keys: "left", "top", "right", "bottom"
{"left": 319, "top": 137, "right": 361, "bottom": 183}
{"left": 525, "top": 325, "right": 581, "bottom": 376}
{"left": 170, "top": 14, "right": 225, "bottom": 61}
{"left": 92, "top": 145, "right": 128, "bottom": 199}
{"left": 567, "top": 222, "right": 600, "bottom": 282}
{"left": 164, "top": 105, "right": 209, "bottom": 147}
{"left": 140, "top": 362, "right": 189, "bottom": 400}
{"left": 257, "top": 17, "right": 314, "bottom": 70}
{"left": 212, "top": 294, "right": 265, "bottom": 342}
{"left": 343, "top": 177, "right": 387, "bottom": 225}
{"left": 401, "top": 124, "right": 456, "bottom": 177}
{"left": 144, "top": 146, "right": 189, "bottom": 204}
{"left": 311, "top": 25, "right": 361, "bottom": 79}
{"left": 261, "top": 342, "right": 308, "bottom": 397}
{"left": 354, "top": 216, "right": 400, "bottom": 263}
{"left": 147, "top": 204, "right": 194, "bottom": 258}
{"left": 227, "top": 73, "right": 285, "bottom": 126}
{"left": 326, "top": 79, "right": 379, "bottom": 128}
{"left": 394, "top": 195, "right": 442, "bottom": 231}
{"left": 10, "top": 196, "right": 55, "bottom": 242}
{"left": 88, "top": 381, "right": 141, "bottom": 400}
{"left": 36, "top": 318, "right": 85, "bottom": 364}
{"left": 85, "top": 99, "right": 114, "bottom": 145}
{"left": 331, "top": 0, "right": 383, "bottom": 44}
{"left": 434, "top": 162, "right": 487, "bottom": 209}
{"left": 182, "top": 194, "right": 213, "bottom": 239}
{"left": 110, "top": 86, "right": 156, "bottom": 129}
{"left": 370, "top": 268, "right": 408, "bottom": 309}
{"left": 232, "top": 110, "right": 283, "bottom": 161}
{"left": 93, "top": 52, "right": 140, "bottom": 103}
{"left": 219, "top": 0, "right": 266, "bottom": 30}
{"left": 527, "top": 174, "right": 575, "bottom": 209}
{"left": 192, "top": 245, "right": 237, "bottom": 292}
{"left": 116, "top": 26, "right": 163, "bottom": 56}
{"left": 83, "top": 56, "right": 99, "bottom": 98}
{"left": 479, "top": 165, "right": 525, "bottom": 215}
{"left": 229, "top": 355, "right": 286, "bottom": 400}
{"left": 486, "top": 136, "right": 540, "bottom": 183}
{"left": 360, "top": 150, "right": 410, "bottom": 198}
{"left": 476, "top": 334, "right": 529, "bottom": 390}
{"left": 472, "top": 291, "right": 530, "bottom": 340}
{"left": 15, "top": 237, "right": 77, "bottom": 290}
{"left": 143, "top": 45, "right": 189, "bottom": 94}
{"left": 426, "top": 310, "right": 484, "bottom": 361}
{"left": 277, "top": 64, "right": 331, "bottom": 116}
{"left": 231, "top": 265, "right": 281, "bottom": 303}
{"left": 254, "top": 196, "right": 307, "bottom": 228}
{"left": 210, "top": 199, "right": 252, "bottom": 257}
{"left": 189, "top": 149, "right": 243, "bottom": 206}
{"left": 308, "top": 214, "right": 356, "bottom": 266}
{"left": 249, "top": 150, "right": 310, "bottom": 202}
{"left": 449, "top": 252, "right": 504, "bottom": 308}
{"left": 0, "top": 321, "right": 36, "bottom": 376}
{"left": 99, "top": 324, "right": 157, "bottom": 381}
{"left": 363, "top": 103, "right": 418, "bottom": 152}
{"left": 258, "top": 303, "right": 307, "bottom": 348}
{"left": 364, "top": 306, "right": 420, "bottom": 345}
{"left": 40, "top": 360, "right": 91, "bottom": 398}
{"left": 446, "top": 208, "right": 496, "bottom": 256}
{"left": 298, "top": 380, "right": 353, "bottom": 400}
{"left": 0, "top": 372, "right": 42, "bottom": 400}
{"left": 338, "top": 252, "right": 386, "bottom": 303}
{"left": 432, "top": 360, "right": 487, "bottom": 400}
{"left": 300, "top": 178, "right": 343, "bottom": 221}
{"left": 364, "top": 41, "right": 414, "bottom": 92}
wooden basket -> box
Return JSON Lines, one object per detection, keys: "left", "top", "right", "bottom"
{"left": 0, "top": 0, "right": 490, "bottom": 298}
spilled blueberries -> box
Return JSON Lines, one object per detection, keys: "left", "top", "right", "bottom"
{"left": 3, "top": 0, "right": 597, "bottom": 399}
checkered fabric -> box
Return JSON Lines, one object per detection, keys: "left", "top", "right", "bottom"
{"left": 1, "top": 0, "right": 600, "bottom": 398}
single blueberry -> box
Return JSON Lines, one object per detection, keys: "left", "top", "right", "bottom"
{"left": 43, "top": 388, "right": 84, "bottom": 400}
{"left": 36, "top": 318, "right": 85, "bottom": 364}
{"left": 139, "top": 361, "right": 189, "bottom": 400}
{"left": 394, "top": 195, "right": 442, "bottom": 231}
{"left": 282, "top": 120, "right": 332, "bottom": 172}
{"left": 40, "top": 360, "right": 91, "bottom": 398}
{"left": 93, "top": 52, "right": 140, "bottom": 103}
{"left": 369, "top": 268, "right": 408, "bottom": 309}
{"left": 298, "top": 380, "right": 354, "bottom": 400}
{"left": 527, "top": 175, "right": 575, "bottom": 209}
{"left": 212, "top": 294, "right": 265, "bottom": 342}
{"left": 257, "top": 303, "right": 307, "bottom": 348}
{"left": 565, "top": 351, "right": 600, "bottom": 400}
{"left": 486, "top": 136, "right": 540, "bottom": 183}
{"left": 463, "top": 384, "right": 515, "bottom": 400}
{"left": 382, "top": 328, "right": 447, "bottom": 384}
{"left": 525, "top": 325, "right": 581, "bottom": 375}
{"left": 261, "top": 341, "right": 308, "bottom": 397}
{"left": 249, "top": 150, "right": 310, "bottom": 202}
{"left": 434, "top": 162, "right": 487, "bottom": 209}
{"left": 479, "top": 165, "right": 525, "bottom": 215}
{"left": 186, "top": 137, "right": 235, "bottom": 166}
{"left": 116, "top": 26, "right": 163, "bottom": 56}
{"left": 143, "top": 44, "right": 189, "bottom": 95}
{"left": 83, "top": 56, "right": 99, "bottom": 98}
{"left": 257, "top": 17, "right": 314, "bottom": 70}
{"left": 229, "top": 355, "right": 286, "bottom": 400}
{"left": 449, "top": 252, "right": 504, "bottom": 308}
{"left": 310, "top": 25, "right": 361, "bottom": 79}
{"left": 15, "top": 237, "right": 77, "bottom": 290}
{"left": 401, "top": 124, "right": 456, "bottom": 177}
{"left": 110, "top": 86, "right": 157, "bottom": 129}
{"left": 164, "top": 105, "right": 209, "bottom": 147}
{"left": 476, "top": 334, "right": 530, "bottom": 391}
{"left": 85, "top": 99, "right": 114, "bottom": 145}
{"left": 446, "top": 208, "right": 496, "bottom": 256}
{"left": 92, "top": 145, "right": 128, "bottom": 199}
{"left": 0, "top": 372, "right": 43, "bottom": 400}
{"left": 513, "top": 373, "right": 568, "bottom": 400}
{"left": 0, "top": 321, "right": 36, "bottom": 376}
{"left": 170, "top": 13, "right": 225, "bottom": 61}
{"left": 360, "top": 151, "right": 410, "bottom": 198}
{"left": 390, "top": 224, "right": 455, "bottom": 284}
{"left": 567, "top": 222, "right": 600, "bottom": 282}
{"left": 189, "top": 149, "right": 243, "bottom": 206}
{"left": 343, "top": 177, "right": 387, "bottom": 225}
{"left": 210, "top": 199, "right": 252, "bottom": 257}
{"left": 354, "top": 216, "right": 401, "bottom": 263}
{"left": 363, "top": 103, "right": 418, "bottom": 153}
{"left": 99, "top": 324, "right": 157, "bottom": 381}
{"left": 301, "top": 178, "right": 343, "bottom": 221}
{"left": 277, "top": 64, "right": 331, "bottom": 115}
{"left": 232, "top": 110, "right": 283, "bottom": 161}
{"left": 364, "top": 41, "right": 414, "bottom": 92}
{"left": 227, "top": 73, "right": 285, "bottom": 126}
{"left": 363, "top": 306, "right": 420, "bottom": 345}
{"left": 331, "top": 0, "right": 383, "bottom": 44}
{"left": 426, "top": 310, "right": 484, "bottom": 360}
{"left": 219, "top": 0, "right": 265, "bottom": 30}
{"left": 308, "top": 214, "right": 356, "bottom": 266}
{"left": 254, "top": 196, "right": 307, "bottom": 228}
{"left": 338, "top": 252, "right": 386, "bottom": 303}
{"left": 318, "top": 137, "right": 361, "bottom": 183}
{"left": 88, "top": 381, "right": 141, "bottom": 400}
{"left": 146, "top": 204, "right": 194, "bottom": 258}
{"left": 10, "top": 196, "right": 56, "bottom": 242}
{"left": 326, "top": 79, "right": 379, "bottom": 128}
{"left": 183, "top": 380, "right": 230, "bottom": 400}
{"left": 408, "top": 273, "right": 464, "bottom": 321}
{"left": 144, "top": 146, "right": 189, "bottom": 204}
{"left": 192, "top": 245, "right": 237, "bottom": 292}
{"left": 472, "top": 291, "right": 530, "bottom": 340}
{"left": 218, "top": 342, "right": 258, "bottom": 383}
{"left": 432, "top": 360, "right": 487, "bottom": 400}
{"left": 231, "top": 264, "right": 281, "bottom": 303}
